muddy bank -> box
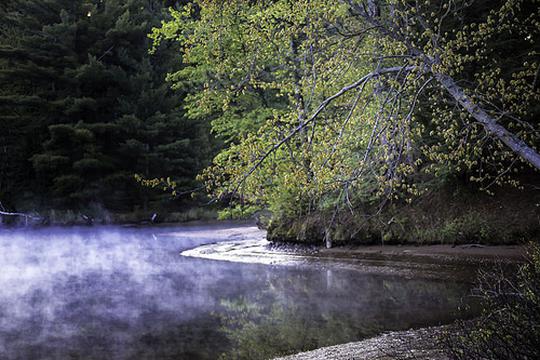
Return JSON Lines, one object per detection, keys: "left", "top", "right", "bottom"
{"left": 182, "top": 238, "right": 524, "bottom": 281}
{"left": 267, "top": 183, "right": 540, "bottom": 246}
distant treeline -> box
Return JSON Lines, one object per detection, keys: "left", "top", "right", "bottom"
{"left": 0, "top": 0, "right": 214, "bottom": 214}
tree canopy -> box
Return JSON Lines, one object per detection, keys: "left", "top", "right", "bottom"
{"left": 0, "top": 0, "right": 213, "bottom": 213}
{"left": 152, "top": 0, "right": 539, "bottom": 235}
{"left": 0, "top": 0, "right": 538, "bottom": 232}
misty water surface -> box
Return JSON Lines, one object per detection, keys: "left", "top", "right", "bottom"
{"left": 0, "top": 224, "right": 475, "bottom": 359}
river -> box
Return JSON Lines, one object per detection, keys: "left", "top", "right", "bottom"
{"left": 0, "top": 223, "right": 476, "bottom": 359}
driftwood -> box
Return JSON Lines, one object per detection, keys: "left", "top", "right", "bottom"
{"left": 80, "top": 214, "right": 93, "bottom": 225}
{"left": 0, "top": 210, "right": 41, "bottom": 226}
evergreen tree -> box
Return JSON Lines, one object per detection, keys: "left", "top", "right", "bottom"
{"left": 0, "top": 0, "right": 213, "bottom": 213}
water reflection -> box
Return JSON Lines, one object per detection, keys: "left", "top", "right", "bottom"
{"left": 0, "top": 226, "right": 475, "bottom": 359}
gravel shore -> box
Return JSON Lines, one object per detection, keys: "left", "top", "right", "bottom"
{"left": 273, "top": 326, "right": 449, "bottom": 360}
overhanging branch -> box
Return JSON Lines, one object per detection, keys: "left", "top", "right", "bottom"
{"left": 435, "top": 72, "right": 540, "bottom": 171}
{"left": 233, "top": 65, "right": 417, "bottom": 191}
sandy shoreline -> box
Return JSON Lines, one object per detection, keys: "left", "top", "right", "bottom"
{"left": 181, "top": 235, "right": 525, "bottom": 281}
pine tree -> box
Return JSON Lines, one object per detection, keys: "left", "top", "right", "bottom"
{"left": 0, "top": 0, "right": 213, "bottom": 213}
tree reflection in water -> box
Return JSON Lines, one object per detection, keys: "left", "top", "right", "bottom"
{"left": 215, "top": 268, "right": 476, "bottom": 359}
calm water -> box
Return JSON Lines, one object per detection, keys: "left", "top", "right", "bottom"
{"left": 0, "top": 224, "right": 475, "bottom": 360}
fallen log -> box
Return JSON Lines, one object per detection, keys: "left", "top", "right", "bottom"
{"left": 0, "top": 210, "right": 41, "bottom": 226}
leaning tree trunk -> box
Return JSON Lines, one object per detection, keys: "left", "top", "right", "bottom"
{"left": 435, "top": 72, "right": 540, "bottom": 171}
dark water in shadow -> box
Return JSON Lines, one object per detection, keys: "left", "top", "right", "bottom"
{"left": 0, "top": 225, "right": 476, "bottom": 359}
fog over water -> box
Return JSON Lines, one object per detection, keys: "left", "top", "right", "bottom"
{"left": 0, "top": 224, "right": 475, "bottom": 359}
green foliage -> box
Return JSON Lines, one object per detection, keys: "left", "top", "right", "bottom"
{"left": 420, "top": 0, "right": 540, "bottom": 187}
{"left": 444, "top": 243, "right": 540, "bottom": 359}
{"left": 152, "top": 0, "right": 539, "bottom": 238}
{"left": 217, "top": 204, "right": 260, "bottom": 221}
{"left": 267, "top": 183, "right": 540, "bottom": 245}
{"left": 0, "top": 0, "right": 213, "bottom": 213}
{"left": 3, "top": 0, "right": 538, "bottom": 229}
{"left": 152, "top": 0, "right": 381, "bottom": 216}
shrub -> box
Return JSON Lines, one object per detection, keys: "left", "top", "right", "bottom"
{"left": 443, "top": 243, "right": 540, "bottom": 360}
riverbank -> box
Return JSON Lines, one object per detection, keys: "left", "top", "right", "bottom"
{"left": 274, "top": 325, "right": 449, "bottom": 360}
{"left": 267, "top": 182, "right": 540, "bottom": 247}
{"left": 0, "top": 207, "right": 219, "bottom": 227}
{"left": 182, "top": 237, "right": 525, "bottom": 281}
{"left": 181, "top": 231, "right": 526, "bottom": 359}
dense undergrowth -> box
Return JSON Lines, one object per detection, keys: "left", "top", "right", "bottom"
{"left": 267, "top": 179, "right": 540, "bottom": 245}
{"left": 442, "top": 243, "right": 540, "bottom": 359}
